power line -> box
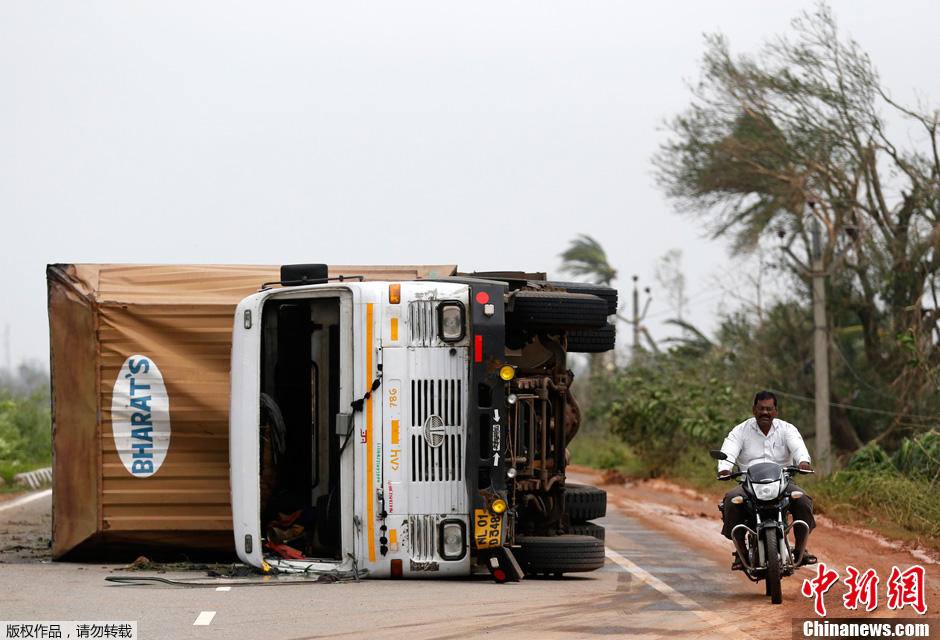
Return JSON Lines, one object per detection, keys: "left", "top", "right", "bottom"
{"left": 829, "top": 337, "right": 939, "bottom": 412}
{"left": 767, "top": 387, "right": 938, "bottom": 422}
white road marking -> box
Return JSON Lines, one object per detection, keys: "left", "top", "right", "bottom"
{"left": 193, "top": 611, "right": 216, "bottom": 626}
{"left": 604, "top": 547, "right": 743, "bottom": 632}
{"left": 216, "top": 586, "right": 231, "bottom": 591}
{"left": 0, "top": 488, "right": 52, "bottom": 513}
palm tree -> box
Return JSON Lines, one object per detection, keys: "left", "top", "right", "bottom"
{"left": 662, "top": 319, "right": 714, "bottom": 352}
{"left": 559, "top": 235, "right": 620, "bottom": 372}
{"left": 558, "top": 235, "right": 617, "bottom": 286}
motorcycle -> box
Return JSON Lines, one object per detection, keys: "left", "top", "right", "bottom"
{"left": 710, "top": 450, "right": 814, "bottom": 604}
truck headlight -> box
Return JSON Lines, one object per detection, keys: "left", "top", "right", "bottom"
{"left": 439, "top": 519, "right": 467, "bottom": 561}
{"left": 438, "top": 302, "right": 466, "bottom": 342}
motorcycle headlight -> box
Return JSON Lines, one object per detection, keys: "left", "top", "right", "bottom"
{"left": 753, "top": 480, "right": 781, "bottom": 501}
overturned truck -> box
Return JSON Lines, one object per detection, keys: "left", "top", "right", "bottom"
{"left": 48, "top": 263, "right": 615, "bottom": 580}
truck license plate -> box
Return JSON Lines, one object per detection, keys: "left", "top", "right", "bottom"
{"left": 474, "top": 509, "right": 502, "bottom": 549}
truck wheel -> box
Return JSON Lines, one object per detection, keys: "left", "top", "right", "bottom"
{"left": 515, "top": 535, "right": 606, "bottom": 576}
{"left": 507, "top": 292, "right": 608, "bottom": 331}
{"left": 566, "top": 323, "right": 616, "bottom": 353}
{"left": 569, "top": 522, "right": 605, "bottom": 541}
{"left": 566, "top": 484, "right": 607, "bottom": 522}
{"left": 545, "top": 281, "right": 618, "bottom": 315}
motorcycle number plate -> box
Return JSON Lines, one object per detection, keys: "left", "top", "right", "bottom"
{"left": 473, "top": 510, "right": 502, "bottom": 549}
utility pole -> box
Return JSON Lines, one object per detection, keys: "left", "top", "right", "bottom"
{"left": 3, "top": 324, "right": 9, "bottom": 376}
{"left": 809, "top": 203, "right": 832, "bottom": 474}
{"left": 628, "top": 276, "right": 652, "bottom": 358}
{"left": 632, "top": 276, "right": 640, "bottom": 351}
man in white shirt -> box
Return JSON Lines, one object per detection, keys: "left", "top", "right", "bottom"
{"left": 718, "top": 391, "right": 816, "bottom": 567}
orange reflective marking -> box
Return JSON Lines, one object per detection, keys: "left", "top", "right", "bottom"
{"left": 366, "top": 303, "right": 375, "bottom": 563}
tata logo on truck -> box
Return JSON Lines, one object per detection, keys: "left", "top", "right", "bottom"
{"left": 111, "top": 356, "right": 171, "bottom": 478}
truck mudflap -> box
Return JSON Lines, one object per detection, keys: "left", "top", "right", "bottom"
{"left": 479, "top": 545, "right": 524, "bottom": 583}
{"left": 465, "top": 284, "right": 511, "bottom": 557}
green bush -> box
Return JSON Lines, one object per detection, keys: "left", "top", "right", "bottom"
{"left": 844, "top": 441, "right": 895, "bottom": 473}
{"left": 567, "top": 434, "right": 639, "bottom": 473}
{"left": 604, "top": 351, "right": 739, "bottom": 476}
{"left": 0, "top": 390, "right": 52, "bottom": 483}
{"left": 891, "top": 430, "right": 940, "bottom": 477}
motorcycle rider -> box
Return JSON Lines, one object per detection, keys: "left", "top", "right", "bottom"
{"left": 718, "top": 391, "right": 817, "bottom": 568}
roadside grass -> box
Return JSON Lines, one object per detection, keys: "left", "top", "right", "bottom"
{"left": 812, "top": 469, "right": 940, "bottom": 551}
{"left": 567, "top": 434, "right": 647, "bottom": 478}
{"left": 0, "top": 458, "right": 53, "bottom": 494}
{"left": 0, "top": 458, "right": 52, "bottom": 484}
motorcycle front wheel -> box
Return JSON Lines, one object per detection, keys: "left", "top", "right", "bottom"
{"left": 764, "top": 528, "right": 783, "bottom": 604}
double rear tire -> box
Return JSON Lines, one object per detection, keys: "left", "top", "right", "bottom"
{"left": 507, "top": 291, "right": 608, "bottom": 331}
{"left": 566, "top": 323, "right": 616, "bottom": 353}
{"left": 514, "top": 535, "right": 606, "bottom": 576}
{"left": 566, "top": 484, "right": 607, "bottom": 521}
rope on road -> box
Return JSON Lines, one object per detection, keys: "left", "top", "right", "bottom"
{"left": 104, "top": 573, "right": 357, "bottom": 588}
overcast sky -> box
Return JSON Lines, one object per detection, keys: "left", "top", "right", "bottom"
{"left": 2, "top": 1, "right": 939, "bottom": 370}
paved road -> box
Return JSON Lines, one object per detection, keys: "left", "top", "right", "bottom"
{"left": 0, "top": 482, "right": 770, "bottom": 640}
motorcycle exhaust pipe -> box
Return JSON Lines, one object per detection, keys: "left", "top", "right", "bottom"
{"left": 785, "top": 520, "right": 811, "bottom": 566}
{"left": 730, "top": 524, "right": 758, "bottom": 571}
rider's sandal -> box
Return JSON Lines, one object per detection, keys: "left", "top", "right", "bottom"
{"left": 731, "top": 552, "right": 744, "bottom": 571}
{"left": 798, "top": 551, "right": 818, "bottom": 566}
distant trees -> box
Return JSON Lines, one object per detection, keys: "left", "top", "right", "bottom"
{"left": 0, "top": 360, "right": 50, "bottom": 401}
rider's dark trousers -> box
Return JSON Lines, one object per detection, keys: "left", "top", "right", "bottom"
{"left": 721, "top": 479, "right": 816, "bottom": 541}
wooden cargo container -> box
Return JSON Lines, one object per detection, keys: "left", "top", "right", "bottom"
{"left": 47, "top": 263, "right": 456, "bottom": 560}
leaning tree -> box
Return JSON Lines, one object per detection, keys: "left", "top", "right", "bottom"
{"left": 655, "top": 4, "right": 940, "bottom": 447}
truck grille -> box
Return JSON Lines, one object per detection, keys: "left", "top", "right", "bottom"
{"left": 411, "top": 432, "right": 463, "bottom": 482}
{"left": 404, "top": 349, "right": 468, "bottom": 513}
{"left": 408, "top": 301, "right": 438, "bottom": 347}
{"left": 412, "top": 379, "right": 462, "bottom": 427}
{"left": 408, "top": 514, "right": 439, "bottom": 562}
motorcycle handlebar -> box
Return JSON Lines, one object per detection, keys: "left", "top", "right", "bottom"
{"left": 785, "top": 465, "right": 815, "bottom": 475}
{"left": 715, "top": 465, "right": 813, "bottom": 482}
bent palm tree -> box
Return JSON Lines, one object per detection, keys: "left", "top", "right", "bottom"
{"left": 559, "top": 235, "right": 617, "bottom": 286}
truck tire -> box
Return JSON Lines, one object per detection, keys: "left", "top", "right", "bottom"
{"left": 566, "top": 484, "right": 607, "bottom": 522}
{"left": 515, "top": 535, "right": 606, "bottom": 576}
{"left": 545, "top": 281, "right": 618, "bottom": 315}
{"left": 569, "top": 521, "right": 605, "bottom": 541}
{"left": 507, "top": 292, "right": 608, "bottom": 331}
{"left": 566, "top": 323, "right": 616, "bottom": 353}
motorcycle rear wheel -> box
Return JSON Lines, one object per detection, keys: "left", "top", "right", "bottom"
{"left": 764, "top": 528, "right": 783, "bottom": 604}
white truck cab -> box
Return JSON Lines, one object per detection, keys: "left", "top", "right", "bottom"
{"left": 229, "top": 265, "right": 615, "bottom": 580}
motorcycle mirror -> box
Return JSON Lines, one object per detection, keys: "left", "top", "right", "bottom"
{"left": 709, "top": 450, "right": 727, "bottom": 461}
